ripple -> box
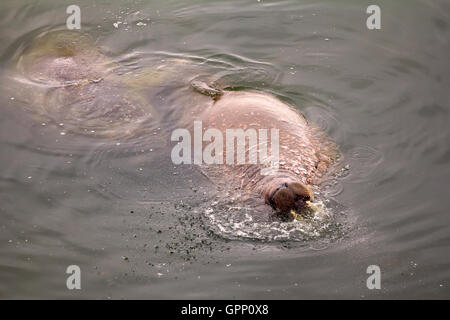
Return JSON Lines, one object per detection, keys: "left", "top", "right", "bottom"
{"left": 320, "top": 179, "right": 344, "bottom": 197}
{"left": 346, "top": 145, "right": 384, "bottom": 183}
{"left": 305, "top": 105, "right": 341, "bottom": 139}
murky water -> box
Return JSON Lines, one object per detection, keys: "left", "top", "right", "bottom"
{"left": 0, "top": 0, "right": 449, "bottom": 299}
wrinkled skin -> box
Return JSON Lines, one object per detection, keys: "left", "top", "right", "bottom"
{"left": 197, "top": 90, "right": 338, "bottom": 216}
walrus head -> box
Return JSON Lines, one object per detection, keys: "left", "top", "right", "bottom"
{"left": 265, "top": 181, "right": 313, "bottom": 215}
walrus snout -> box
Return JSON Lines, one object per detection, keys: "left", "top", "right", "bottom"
{"left": 265, "top": 182, "right": 313, "bottom": 214}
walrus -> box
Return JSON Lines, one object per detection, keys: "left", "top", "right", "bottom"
{"left": 4, "top": 30, "right": 338, "bottom": 219}
{"left": 190, "top": 87, "right": 338, "bottom": 218}
{"left": 3, "top": 30, "right": 189, "bottom": 138}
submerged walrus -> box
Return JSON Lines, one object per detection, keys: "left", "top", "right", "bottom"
{"left": 4, "top": 30, "right": 187, "bottom": 138}
{"left": 5, "top": 30, "right": 338, "bottom": 219}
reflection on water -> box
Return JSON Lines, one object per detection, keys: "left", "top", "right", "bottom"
{"left": 0, "top": 0, "right": 449, "bottom": 299}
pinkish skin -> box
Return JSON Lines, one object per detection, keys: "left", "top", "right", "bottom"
{"left": 198, "top": 90, "right": 338, "bottom": 215}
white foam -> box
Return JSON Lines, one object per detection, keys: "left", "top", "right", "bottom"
{"left": 203, "top": 195, "right": 336, "bottom": 242}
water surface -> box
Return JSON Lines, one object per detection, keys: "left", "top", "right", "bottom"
{"left": 0, "top": 0, "right": 449, "bottom": 299}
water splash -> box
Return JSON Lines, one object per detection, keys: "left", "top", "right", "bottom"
{"left": 202, "top": 190, "right": 347, "bottom": 242}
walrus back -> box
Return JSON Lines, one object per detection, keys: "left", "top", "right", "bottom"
{"left": 199, "top": 90, "right": 339, "bottom": 186}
